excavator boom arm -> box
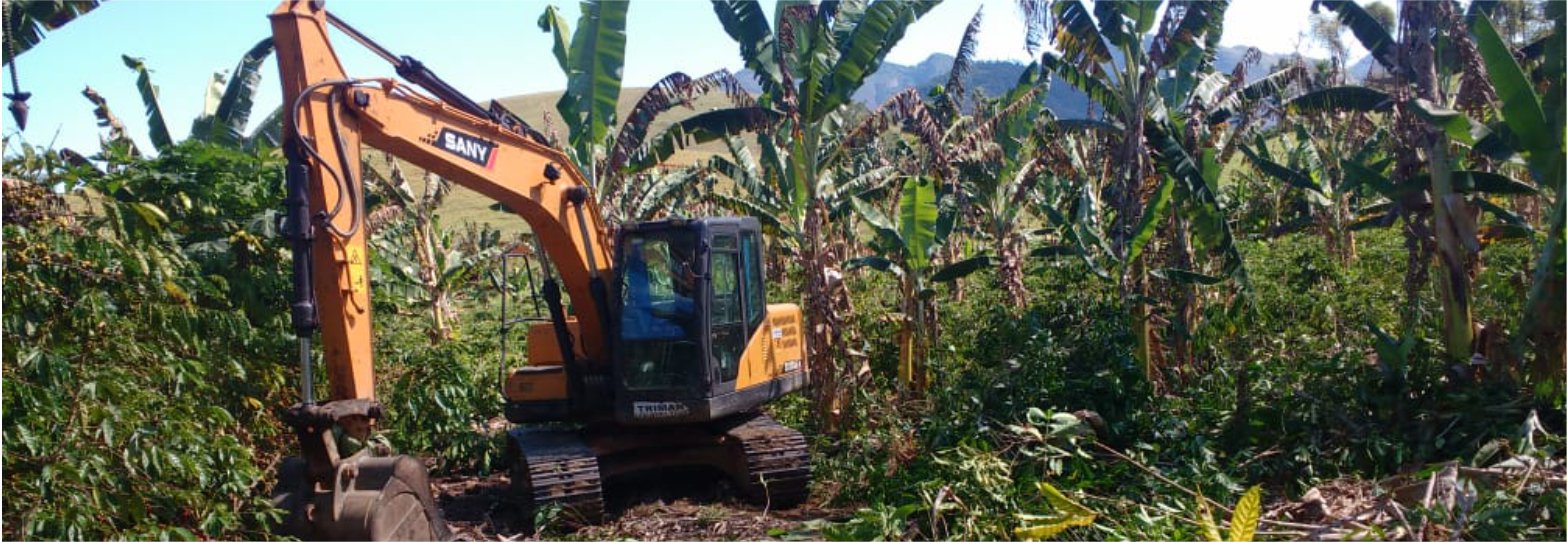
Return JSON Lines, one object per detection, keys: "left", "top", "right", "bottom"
{"left": 271, "top": 0, "right": 614, "bottom": 402}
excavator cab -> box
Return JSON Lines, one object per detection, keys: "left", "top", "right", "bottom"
{"left": 499, "top": 217, "right": 810, "bottom": 527}
{"left": 504, "top": 217, "right": 806, "bottom": 426}
{"left": 611, "top": 217, "right": 797, "bottom": 425}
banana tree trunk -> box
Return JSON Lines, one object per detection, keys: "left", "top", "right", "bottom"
{"left": 1428, "top": 141, "right": 1475, "bottom": 362}
{"left": 1406, "top": 0, "right": 1474, "bottom": 363}
{"left": 431, "top": 288, "right": 453, "bottom": 343}
{"left": 1169, "top": 212, "right": 1196, "bottom": 375}
{"left": 802, "top": 203, "right": 844, "bottom": 431}
{"left": 897, "top": 278, "right": 938, "bottom": 395}
{"left": 1340, "top": 190, "right": 1358, "bottom": 263}
{"left": 412, "top": 214, "right": 452, "bottom": 345}
{"left": 1128, "top": 256, "right": 1158, "bottom": 393}
{"left": 1113, "top": 108, "right": 1157, "bottom": 390}
{"left": 897, "top": 275, "right": 916, "bottom": 392}
{"left": 919, "top": 291, "right": 936, "bottom": 391}
{"left": 1523, "top": 194, "right": 1566, "bottom": 393}
{"left": 999, "top": 231, "right": 1027, "bottom": 309}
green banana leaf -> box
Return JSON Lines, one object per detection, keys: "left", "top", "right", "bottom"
{"left": 1311, "top": 0, "right": 1397, "bottom": 71}
{"left": 899, "top": 176, "right": 938, "bottom": 271}
{"left": 1126, "top": 174, "right": 1174, "bottom": 269}
{"left": 816, "top": 0, "right": 935, "bottom": 121}
{"left": 554, "top": 0, "right": 628, "bottom": 169}
{"left": 192, "top": 37, "right": 274, "bottom": 148}
{"left": 537, "top": 5, "right": 572, "bottom": 74}
{"left": 710, "top": 0, "right": 782, "bottom": 97}
{"left": 1239, "top": 144, "right": 1322, "bottom": 194}
{"left": 1474, "top": 12, "right": 1559, "bottom": 188}
{"left": 121, "top": 55, "right": 173, "bottom": 150}
{"left": 4, "top": 0, "right": 104, "bottom": 63}
{"left": 625, "top": 107, "right": 780, "bottom": 173}
{"left": 931, "top": 255, "right": 993, "bottom": 282}
{"left": 1286, "top": 86, "right": 1393, "bottom": 115}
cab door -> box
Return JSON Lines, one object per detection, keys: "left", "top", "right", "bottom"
{"left": 706, "top": 232, "right": 745, "bottom": 394}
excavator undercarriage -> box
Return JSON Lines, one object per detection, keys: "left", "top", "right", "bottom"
{"left": 507, "top": 413, "right": 811, "bottom": 527}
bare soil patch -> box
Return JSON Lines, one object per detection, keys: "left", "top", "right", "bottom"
{"left": 436, "top": 471, "right": 849, "bottom": 541}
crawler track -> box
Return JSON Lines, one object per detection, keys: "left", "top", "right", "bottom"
{"left": 508, "top": 428, "right": 604, "bottom": 526}
{"left": 725, "top": 414, "right": 811, "bottom": 508}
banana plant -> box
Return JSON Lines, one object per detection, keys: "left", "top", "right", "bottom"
{"left": 1469, "top": 6, "right": 1564, "bottom": 391}
{"left": 364, "top": 153, "right": 503, "bottom": 344}
{"left": 911, "top": 7, "right": 1042, "bottom": 306}
{"left": 944, "top": 62, "right": 1053, "bottom": 308}
{"left": 705, "top": 0, "right": 940, "bottom": 418}
{"left": 372, "top": 217, "right": 504, "bottom": 344}
{"left": 1030, "top": 0, "right": 1247, "bottom": 386}
{"left": 188, "top": 38, "right": 274, "bottom": 148}
{"left": 1308, "top": 0, "right": 1555, "bottom": 367}
{"left": 846, "top": 176, "right": 982, "bottom": 392}
{"left": 537, "top": 2, "right": 766, "bottom": 224}
{"left": 1237, "top": 123, "right": 1389, "bottom": 262}
{"left": 706, "top": 124, "right": 902, "bottom": 269}
{"left": 117, "top": 37, "right": 277, "bottom": 152}
{"left": 1035, "top": 2, "right": 1331, "bottom": 380}
{"left": 536, "top": 1, "right": 626, "bottom": 180}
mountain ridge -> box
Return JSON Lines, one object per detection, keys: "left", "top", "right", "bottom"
{"left": 734, "top": 45, "right": 1320, "bottom": 118}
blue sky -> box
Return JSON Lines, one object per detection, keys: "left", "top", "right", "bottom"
{"left": 2, "top": 0, "right": 1362, "bottom": 155}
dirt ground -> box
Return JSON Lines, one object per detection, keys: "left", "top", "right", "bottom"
{"left": 435, "top": 472, "right": 851, "bottom": 541}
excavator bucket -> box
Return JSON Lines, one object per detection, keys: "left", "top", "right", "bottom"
{"left": 272, "top": 401, "right": 450, "bottom": 541}
{"left": 272, "top": 454, "right": 450, "bottom": 541}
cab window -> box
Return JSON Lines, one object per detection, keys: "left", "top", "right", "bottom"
{"left": 741, "top": 232, "right": 765, "bottom": 329}
{"left": 711, "top": 235, "right": 743, "bottom": 382}
{"left": 618, "top": 231, "right": 700, "bottom": 391}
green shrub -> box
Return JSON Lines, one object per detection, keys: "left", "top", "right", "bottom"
{"left": 3, "top": 223, "right": 292, "bottom": 540}
{"left": 805, "top": 229, "right": 1556, "bottom": 540}
{"left": 376, "top": 332, "right": 505, "bottom": 474}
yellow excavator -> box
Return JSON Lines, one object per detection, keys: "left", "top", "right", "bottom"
{"left": 267, "top": 2, "right": 810, "bottom": 539}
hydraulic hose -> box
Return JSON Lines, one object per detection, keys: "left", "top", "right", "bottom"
{"left": 288, "top": 79, "right": 364, "bottom": 240}
{"left": 324, "top": 88, "right": 362, "bottom": 239}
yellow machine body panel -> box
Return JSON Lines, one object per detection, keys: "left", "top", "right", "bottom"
{"left": 505, "top": 367, "right": 568, "bottom": 403}
{"left": 503, "top": 320, "right": 583, "bottom": 403}
{"left": 524, "top": 319, "right": 582, "bottom": 366}
{"left": 735, "top": 304, "right": 806, "bottom": 391}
